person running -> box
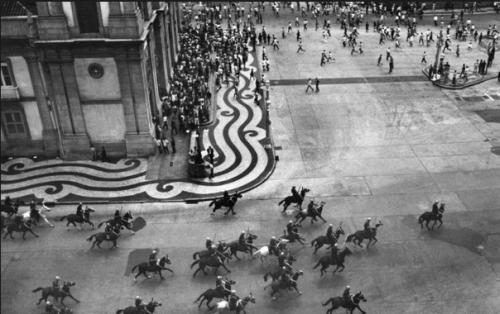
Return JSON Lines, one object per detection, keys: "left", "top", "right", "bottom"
{"left": 297, "top": 41, "right": 306, "bottom": 53}
{"left": 305, "top": 78, "right": 314, "bottom": 92}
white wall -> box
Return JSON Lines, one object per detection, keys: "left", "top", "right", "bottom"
{"left": 100, "top": 2, "right": 110, "bottom": 27}
{"left": 62, "top": 2, "right": 74, "bottom": 27}
{"left": 23, "top": 101, "right": 43, "bottom": 140}
{"left": 82, "top": 104, "right": 126, "bottom": 142}
{"left": 74, "top": 58, "right": 121, "bottom": 101}
{"left": 9, "top": 57, "right": 34, "bottom": 98}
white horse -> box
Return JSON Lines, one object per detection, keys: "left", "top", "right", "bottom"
{"left": 21, "top": 202, "right": 54, "bottom": 228}
{"left": 253, "top": 239, "right": 290, "bottom": 264}
{"left": 214, "top": 293, "right": 255, "bottom": 314}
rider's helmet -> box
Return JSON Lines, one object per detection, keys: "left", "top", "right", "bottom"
{"left": 55, "top": 276, "right": 60, "bottom": 280}
{"left": 207, "top": 237, "right": 210, "bottom": 240}
{"left": 346, "top": 286, "right": 350, "bottom": 289}
{"left": 217, "top": 276, "right": 222, "bottom": 280}
{"left": 334, "top": 243, "right": 338, "bottom": 247}
{"left": 106, "top": 223, "right": 111, "bottom": 226}
{"left": 46, "top": 301, "right": 51, "bottom": 305}
{"left": 152, "top": 250, "right": 156, "bottom": 254}
{"left": 241, "top": 231, "right": 245, "bottom": 233}
{"left": 282, "top": 267, "right": 286, "bottom": 270}
{"left": 136, "top": 296, "right": 141, "bottom": 300}
{"left": 271, "top": 236, "right": 275, "bottom": 239}
{"left": 231, "top": 290, "right": 236, "bottom": 295}
{"left": 367, "top": 217, "right": 371, "bottom": 220}
{"left": 79, "top": 202, "right": 82, "bottom": 205}
{"left": 280, "top": 252, "right": 285, "bottom": 255}
{"left": 289, "top": 220, "right": 293, "bottom": 224}
{"left": 329, "top": 224, "right": 333, "bottom": 227}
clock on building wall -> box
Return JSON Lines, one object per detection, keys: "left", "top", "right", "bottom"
{"left": 88, "top": 63, "right": 104, "bottom": 78}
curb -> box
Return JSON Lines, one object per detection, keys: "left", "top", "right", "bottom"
{"left": 421, "top": 67, "right": 498, "bottom": 89}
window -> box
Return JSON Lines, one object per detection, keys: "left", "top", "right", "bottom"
{"left": 1, "top": 108, "right": 29, "bottom": 139}
{"left": 75, "top": 2, "right": 100, "bottom": 34}
{"left": 1, "top": 63, "right": 13, "bottom": 87}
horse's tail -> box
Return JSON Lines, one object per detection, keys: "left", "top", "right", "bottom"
{"left": 322, "top": 298, "right": 333, "bottom": 306}
{"left": 131, "top": 264, "right": 139, "bottom": 273}
{"left": 253, "top": 248, "right": 262, "bottom": 257}
{"left": 86, "top": 234, "right": 95, "bottom": 242}
{"left": 209, "top": 200, "right": 215, "bottom": 207}
{"left": 97, "top": 221, "right": 106, "bottom": 229}
{"left": 59, "top": 216, "right": 68, "bottom": 221}
{"left": 32, "top": 287, "right": 43, "bottom": 293}
{"left": 313, "top": 260, "right": 322, "bottom": 269}
{"left": 193, "top": 252, "right": 199, "bottom": 260}
{"left": 278, "top": 199, "right": 285, "bottom": 205}
{"left": 264, "top": 273, "right": 269, "bottom": 282}
{"left": 194, "top": 292, "right": 205, "bottom": 303}
{"left": 346, "top": 234, "right": 355, "bottom": 242}
{"left": 311, "top": 238, "right": 318, "bottom": 247}
{"left": 190, "top": 260, "right": 199, "bottom": 269}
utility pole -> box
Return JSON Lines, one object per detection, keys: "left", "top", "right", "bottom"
{"left": 434, "top": 29, "right": 444, "bottom": 69}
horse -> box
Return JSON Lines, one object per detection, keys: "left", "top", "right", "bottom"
{"left": 263, "top": 254, "right": 298, "bottom": 282}
{"left": 322, "top": 291, "right": 368, "bottom": 314}
{"left": 21, "top": 202, "right": 54, "bottom": 228}
{"left": 191, "top": 251, "right": 232, "bottom": 277}
{"left": 345, "top": 221, "right": 383, "bottom": 248}
{"left": 294, "top": 201, "right": 327, "bottom": 224}
{"left": 86, "top": 225, "right": 122, "bottom": 249}
{"left": 279, "top": 188, "right": 310, "bottom": 212}
{"left": 264, "top": 270, "right": 304, "bottom": 300}
{"left": 228, "top": 233, "right": 258, "bottom": 260}
{"left": 419, "top": 204, "right": 445, "bottom": 230}
{"left": 193, "top": 279, "right": 236, "bottom": 310}
{"left": 59, "top": 207, "right": 95, "bottom": 230}
{"left": 132, "top": 255, "right": 173, "bottom": 281}
{"left": 280, "top": 226, "right": 306, "bottom": 245}
{"left": 97, "top": 210, "right": 135, "bottom": 234}
{"left": 0, "top": 199, "right": 23, "bottom": 218}
{"left": 209, "top": 192, "right": 243, "bottom": 215}
{"left": 193, "top": 241, "right": 229, "bottom": 262}
{"left": 311, "top": 226, "right": 345, "bottom": 254}
{"left": 3, "top": 220, "right": 39, "bottom": 240}
{"left": 214, "top": 293, "right": 256, "bottom": 314}
{"left": 313, "top": 247, "right": 353, "bottom": 276}
{"left": 116, "top": 298, "right": 162, "bottom": 314}
{"left": 253, "top": 238, "right": 290, "bottom": 263}
{"left": 32, "top": 281, "right": 80, "bottom": 306}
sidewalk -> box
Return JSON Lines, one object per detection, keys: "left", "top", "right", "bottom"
{"left": 422, "top": 65, "right": 498, "bottom": 89}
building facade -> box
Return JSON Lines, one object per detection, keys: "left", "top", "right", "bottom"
{"left": 1, "top": 2, "right": 181, "bottom": 159}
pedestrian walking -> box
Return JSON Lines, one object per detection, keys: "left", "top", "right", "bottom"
{"left": 389, "top": 57, "right": 394, "bottom": 74}
{"left": 156, "top": 138, "right": 162, "bottom": 154}
{"left": 162, "top": 136, "right": 169, "bottom": 155}
{"left": 297, "top": 29, "right": 302, "bottom": 41}
{"left": 386, "top": 47, "right": 391, "bottom": 60}
{"left": 421, "top": 51, "right": 427, "bottom": 63}
{"left": 297, "top": 41, "right": 305, "bottom": 53}
{"left": 273, "top": 39, "right": 280, "bottom": 50}
{"left": 101, "top": 147, "right": 109, "bottom": 162}
{"left": 377, "top": 54, "right": 382, "bottom": 66}
{"left": 456, "top": 45, "right": 460, "bottom": 57}
{"left": 171, "top": 120, "right": 178, "bottom": 135}
{"left": 90, "top": 145, "right": 97, "bottom": 161}
{"left": 171, "top": 137, "right": 176, "bottom": 154}
{"left": 315, "top": 78, "right": 320, "bottom": 92}
{"left": 305, "top": 78, "right": 314, "bottom": 92}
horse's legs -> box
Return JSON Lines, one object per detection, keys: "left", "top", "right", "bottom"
{"left": 318, "top": 214, "right": 327, "bottom": 223}
{"left": 431, "top": 220, "right": 437, "bottom": 230}
{"left": 233, "top": 250, "right": 241, "bottom": 260}
{"left": 220, "top": 263, "right": 231, "bottom": 273}
{"left": 438, "top": 218, "right": 443, "bottom": 228}
{"left": 425, "top": 220, "right": 431, "bottom": 231}
{"left": 354, "top": 304, "right": 366, "bottom": 314}
{"left": 96, "top": 240, "right": 102, "bottom": 249}
{"left": 281, "top": 203, "right": 289, "bottom": 213}
{"left": 366, "top": 238, "right": 372, "bottom": 249}
{"left": 371, "top": 236, "right": 378, "bottom": 246}
{"left": 27, "top": 228, "right": 39, "bottom": 238}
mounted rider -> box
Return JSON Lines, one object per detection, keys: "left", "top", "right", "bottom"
{"left": 278, "top": 252, "right": 292, "bottom": 271}
{"left": 432, "top": 200, "right": 440, "bottom": 218}
{"left": 4, "top": 196, "right": 12, "bottom": 208}
{"left": 363, "top": 218, "right": 373, "bottom": 237}
{"left": 228, "top": 290, "right": 240, "bottom": 311}
{"left": 269, "top": 236, "right": 279, "bottom": 256}
{"left": 135, "top": 296, "right": 152, "bottom": 314}
{"left": 52, "top": 276, "right": 61, "bottom": 293}
{"left": 76, "top": 203, "right": 84, "bottom": 220}
{"left": 286, "top": 221, "right": 299, "bottom": 239}
{"left": 343, "top": 285, "right": 353, "bottom": 306}
{"left": 205, "top": 237, "right": 213, "bottom": 250}
{"left": 326, "top": 224, "right": 335, "bottom": 243}
{"left": 45, "top": 301, "right": 58, "bottom": 314}
{"left": 14, "top": 213, "right": 25, "bottom": 228}
{"left": 29, "top": 200, "right": 40, "bottom": 223}
{"left": 279, "top": 266, "right": 295, "bottom": 290}
{"left": 223, "top": 190, "right": 230, "bottom": 202}
{"left": 238, "top": 231, "right": 249, "bottom": 252}
{"left": 330, "top": 243, "right": 340, "bottom": 263}
{"left": 208, "top": 243, "right": 223, "bottom": 264}
{"left": 291, "top": 186, "right": 302, "bottom": 203}
{"left": 215, "top": 276, "right": 231, "bottom": 298}
{"left": 149, "top": 250, "right": 159, "bottom": 267}
{"left": 104, "top": 223, "right": 118, "bottom": 240}
{"left": 307, "top": 199, "right": 320, "bottom": 218}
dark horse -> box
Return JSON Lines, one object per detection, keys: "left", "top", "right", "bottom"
{"left": 228, "top": 233, "right": 258, "bottom": 260}
{"left": 132, "top": 255, "right": 173, "bottom": 281}
{"left": 209, "top": 192, "right": 243, "bottom": 215}
{"left": 3, "top": 220, "right": 38, "bottom": 240}
{"left": 98, "top": 210, "right": 135, "bottom": 234}
{"left": 59, "top": 207, "right": 95, "bottom": 230}
{"left": 33, "top": 281, "right": 80, "bottom": 306}
{"left": 322, "top": 291, "right": 368, "bottom": 314}
{"left": 313, "top": 247, "right": 353, "bottom": 276}
{"left": 191, "top": 251, "right": 232, "bottom": 277}
{"left": 280, "top": 224, "right": 306, "bottom": 245}
{"left": 311, "top": 226, "right": 345, "bottom": 254}
{"left": 263, "top": 254, "right": 298, "bottom": 282}
{"left": 279, "top": 188, "right": 310, "bottom": 212}
{"left": 193, "top": 279, "right": 236, "bottom": 310}
{"left": 116, "top": 298, "right": 162, "bottom": 314}
{"left": 0, "top": 199, "right": 23, "bottom": 218}
{"left": 86, "top": 225, "right": 122, "bottom": 249}
{"left": 193, "top": 241, "right": 229, "bottom": 262}
{"left": 346, "top": 221, "right": 383, "bottom": 249}
{"left": 294, "top": 201, "right": 327, "bottom": 224}
{"left": 419, "top": 204, "right": 445, "bottom": 230}
{"left": 264, "top": 270, "right": 304, "bottom": 300}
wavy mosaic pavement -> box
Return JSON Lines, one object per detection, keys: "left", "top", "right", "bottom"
{"left": 1, "top": 53, "right": 275, "bottom": 203}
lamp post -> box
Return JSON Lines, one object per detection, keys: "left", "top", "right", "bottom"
{"left": 434, "top": 29, "right": 444, "bottom": 69}
{"left": 265, "top": 79, "right": 270, "bottom": 100}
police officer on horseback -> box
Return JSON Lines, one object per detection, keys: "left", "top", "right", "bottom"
{"left": 432, "top": 200, "right": 440, "bottom": 218}
{"left": 135, "top": 296, "right": 152, "bottom": 314}
{"left": 228, "top": 290, "right": 240, "bottom": 311}
{"left": 52, "top": 276, "right": 61, "bottom": 293}
{"left": 4, "top": 196, "right": 12, "bottom": 208}
{"left": 286, "top": 220, "right": 299, "bottom": 240}
{"left": 343, "top": 285, "right": 353, "bottom": 306}
{"left": 76, "top": 203, "right": 83, "bottom": 219}
{"left": 269, "top": 236, "right": 279, "bottom": 256}
{"left": 330, "top": 243, "right": 340, "bottom": 263}
{"left": 215, "top": 276, "right": 231, "bottom": 298}
{"left": 206, "top": 237, "right": 213, "bottom": 250}
{"left": 14, "top": 213, "right": 24, "bottom": 228}
{"left": 326, "top": 224, "right": 335, "bottom": 243}
{"left": 208, "top": 243, "right": 223, "bottom": 264}
{"left": 278, "top": 252, "right": 292, "bottom": 271}
{"left": 104, "top": 223, "right": 118, "bottom": 240}
{"left": 223, "top": 190, "right": 230, "bottom": 202}
{"left": 29, "top": 200, "right": 40, "bottom": 223}
{"left": 364, "top": 218, "right": 372, "bottom": 237}
{"left": 149, "top": 250, "right": 159, "bottom": 267}
{"left": 307, "top": 199, "right": 320, "bottom": 219}
{"left": 238, "top": 231, "right": 248, "bottom": 251}
{"left": 45, "top": 301, "right": 58, "bottom": 314}
{"left": 291, "top": 186, "right": 301, "bottom": 203}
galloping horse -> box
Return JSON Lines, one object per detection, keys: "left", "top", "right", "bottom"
{"left": 294, "top": 201, "right": 327, "bottom": 224}
{"left": 22, "top": 202, "right": 54, "bottom": 228}
{"left": 193, "top": 279, "right": 236, "bottom": 310}
{"left": 132, "top": 255, "right": 173, "bottom": 281}
{"left": 419, "top": 204, "right": 445, "bottom": 230}
{"left": 0, "top": 199, "right": 23, "bottom": 218}
{"left": 313, "top": 247, "right": 353, "bottom": 276}
{"left": 346, "top": 221, "right": 383, "bottom": 248}
{"left": 279, "top": 188, "right": 310, "bottom": 212}
{"left": 3, "top": 220, "right": 38, "bottom": 240}
{"left": 280, "top": 224, "right": 306, "bottom": 245}
{"left": 86, "top": 225, "right": 122, "bottom": 249}
{"left": 209, "top": 192, "right": 243, "bottom": 215}
{"left": 59, "top": 207, "right": 95, "bottom": 230}
{"left": 97, "top": 210, "right": 135, "bottom": 234}
{"left": 264, "top": 270, "right": 304, "bottom": 300}
{"left": 228, "top": 233, "right": 258, "bottom": 260}
{"left": 32, "top": 281, "right": 80, "bottom": 306}
{"left": 193, "top": 241, "right": 229, "bottom": 262}
{"left": 263, "top": 254, "right": 297, "bottom": 282}
{"left": 214, "top": 293, "right": 256, "bottom": 314}
{"left": 191, "top": 251, "right": 233, "bottom": 277}
{"left": 116, "top": 298, "right": 162, "bottom": 314}
{"left": 253, "top": 239, "right": 290, "bottom": 264}
{"left": 322, "top": 291, "right": 368, "bottom": 314}
{"left": 311, "top": 226, "right": 345, "bottom": 254}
